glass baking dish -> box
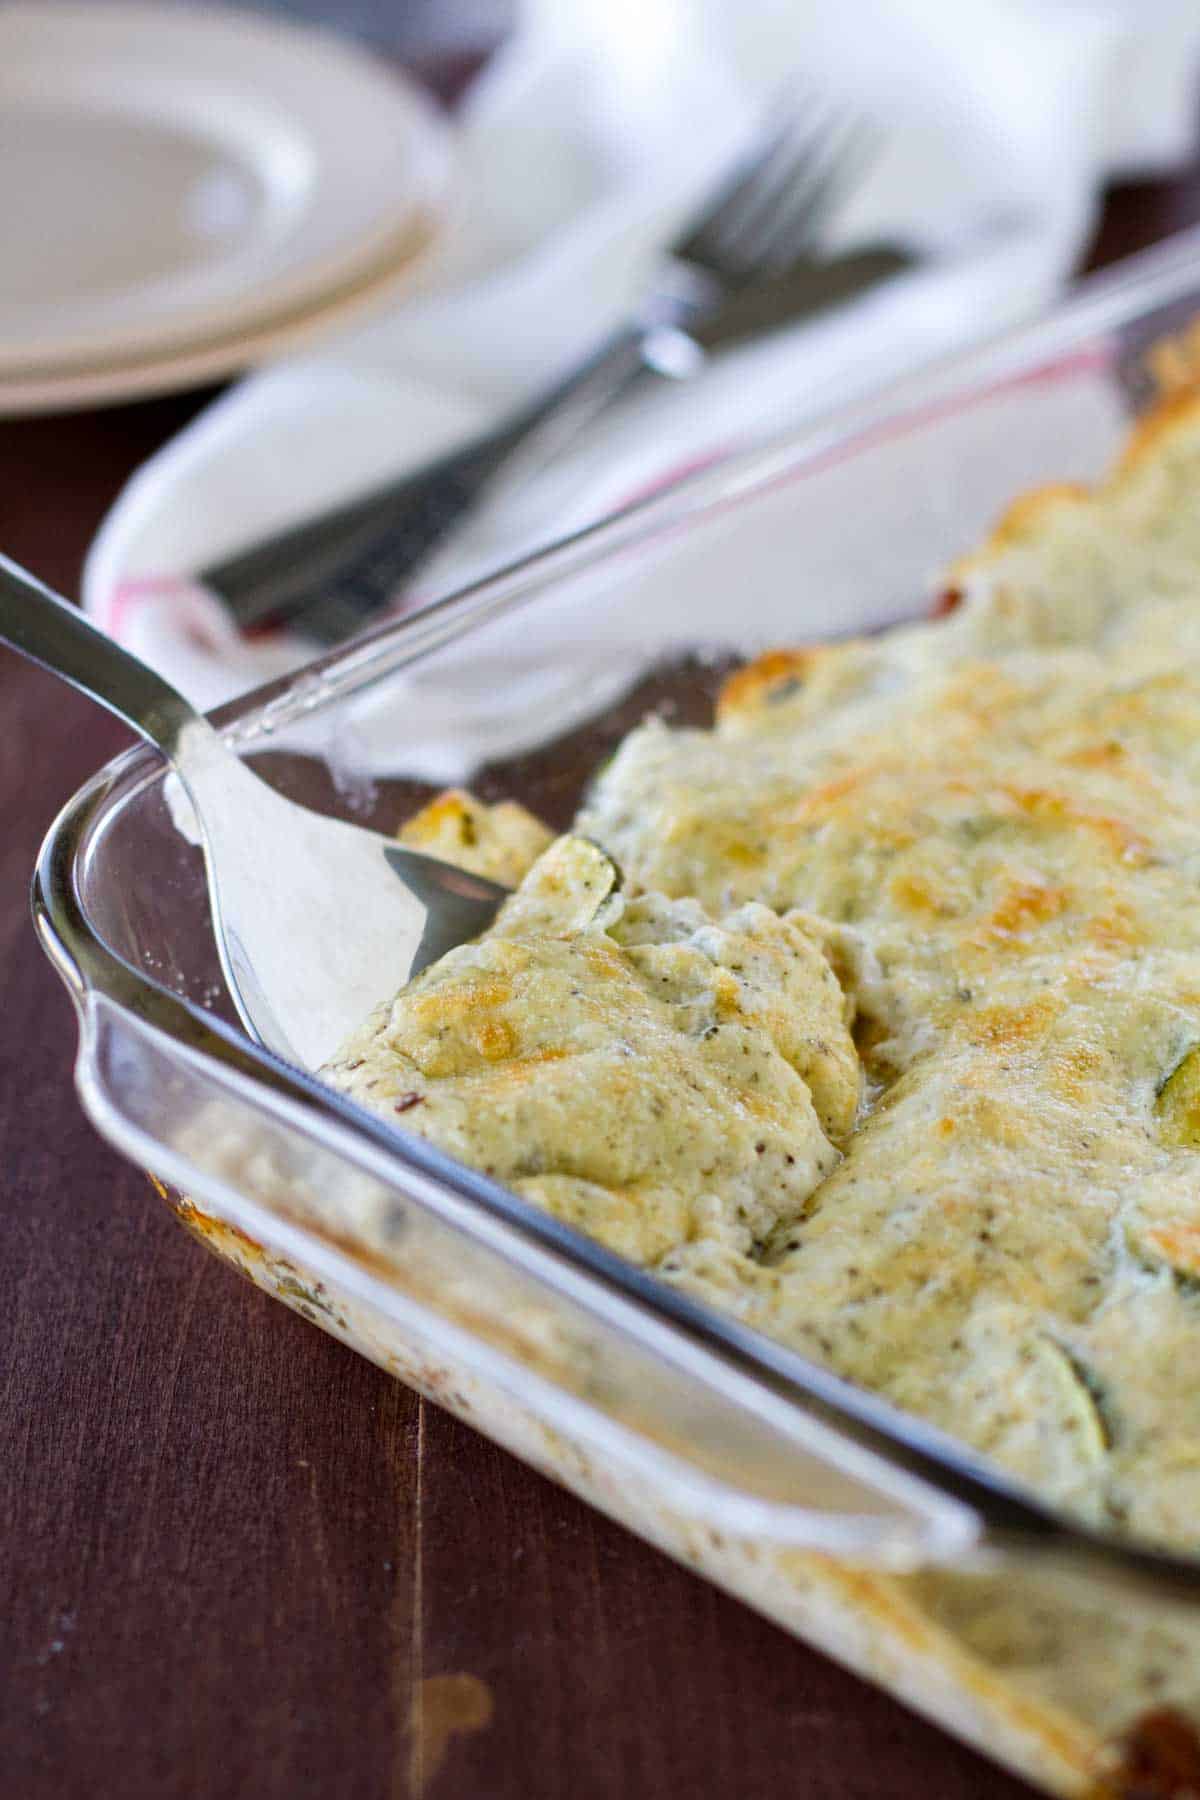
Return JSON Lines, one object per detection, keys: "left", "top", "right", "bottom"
{"left": 35, "top": 226, "right": 1200, "bottom": 1797}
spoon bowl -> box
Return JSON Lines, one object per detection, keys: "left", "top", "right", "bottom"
{"left": 0, "top": 553, "right": 508, "bottom": 1069}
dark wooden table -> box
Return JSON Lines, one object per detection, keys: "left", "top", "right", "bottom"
{"left": 3, "top": 51, "right": 1198, "bottom": 1795}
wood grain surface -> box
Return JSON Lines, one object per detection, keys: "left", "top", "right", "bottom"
{"left": 2, "top": 42, "right": 1197, "bottom": 1797}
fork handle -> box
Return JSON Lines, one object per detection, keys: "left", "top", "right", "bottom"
{"left": 200, "top": 322, "right": 667, "bottom": 645}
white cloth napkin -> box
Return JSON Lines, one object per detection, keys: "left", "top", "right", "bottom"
{"left": 85, "top": 0, "right": 1200, "bottom": 709}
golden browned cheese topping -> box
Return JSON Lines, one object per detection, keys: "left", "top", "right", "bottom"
{"left": 575, "top": 399, "right": 1200, "bottom": 1550}
{"left": 329, "top": 394, "right": 1200, "bottom": 1556}
{"left": 397, "top": 788, "right": 553, "bottom": 886}
{"left": 325, "top": 836, "right": 858, "bottom": 1268}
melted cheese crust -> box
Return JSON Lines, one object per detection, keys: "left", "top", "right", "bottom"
{"left": 329, "top": 393, "right": 1200, "bottom": 1562}
{"left": 326, "top": 836, "right": 858, "bottom": 1267}
{"left": 576, "top": 396, "right": 1200, "bottom": 1550}
{"left": 397, "top": 787, "right": 553, "bottom": 885}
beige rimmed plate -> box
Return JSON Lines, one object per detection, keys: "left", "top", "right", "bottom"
{"left": 0, "top": 2, "right": 451, "bottom": 392}
{"left": 0, "top": 222, "right": 440, "bottom": 416}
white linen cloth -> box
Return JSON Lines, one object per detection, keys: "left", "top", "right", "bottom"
{"left": 85, "top": 0, "right": 1200, "bottom": 708}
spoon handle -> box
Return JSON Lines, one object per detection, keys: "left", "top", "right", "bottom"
{"left": 0, "top": 553, "right": 200, "bottom": 757}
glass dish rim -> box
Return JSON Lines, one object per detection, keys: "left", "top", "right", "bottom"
{"left": 32, "top": 222, "right": 1200, "bottom": 1604}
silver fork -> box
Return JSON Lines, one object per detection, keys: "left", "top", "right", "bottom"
{"left": 202, "top": 90, "right": 902, "bottom": 644}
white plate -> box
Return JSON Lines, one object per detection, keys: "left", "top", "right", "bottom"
{"left": 0, "top": 227, "right": 442, "bottom": 416}
{"left": 0, "top": 2, "right": 451, "bottom": 378}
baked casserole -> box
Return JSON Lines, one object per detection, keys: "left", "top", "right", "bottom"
{"left": 318, "top": 393, "right": 1200, "bottom": 1794}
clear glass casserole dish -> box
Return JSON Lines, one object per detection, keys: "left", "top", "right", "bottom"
{"left": 35, "top": 226, "right": 1200, "bottom": 1798}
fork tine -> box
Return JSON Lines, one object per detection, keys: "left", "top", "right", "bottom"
{"left": 754, "top": 121, "right": 884, "bottom": 275}
{"left": 693, "top": 101, "right": 850, "bottom": 276}
{"left": 670, "top": 87, "right": 881, "bottom": 289}
{"left": 667, "top": 81, "right": 818, "bottom": 266}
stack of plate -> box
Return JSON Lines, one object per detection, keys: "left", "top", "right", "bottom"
{"left": 0, "top": 3, "right": 452, "bottom": 414}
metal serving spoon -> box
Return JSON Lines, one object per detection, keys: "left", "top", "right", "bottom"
{"left": 1, "top": 554, "right": 508, "bottom": 1070}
